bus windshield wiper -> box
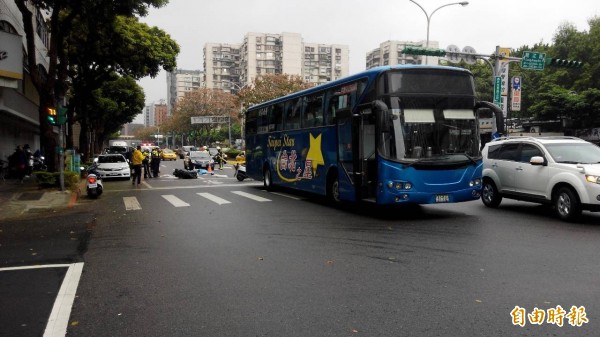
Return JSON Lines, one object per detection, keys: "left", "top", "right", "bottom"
{"left": 404, "top": 157, "right": 448, "bottom": 168}
{"left": 462, "top": 153, "right": 478, "bottom": 165}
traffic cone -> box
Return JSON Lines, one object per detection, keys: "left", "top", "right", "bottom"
{"left": 207, "top": 164, "right": 213, "bottom": 175}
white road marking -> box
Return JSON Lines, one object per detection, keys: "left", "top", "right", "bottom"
{"left": 231, "top": 191, "right": 271, "bottom": 202}
{"left": 162, "top": 194, "right": 190, "bottom": 207}
{"left": 43, "top": 262, "right": 84, "bottom": 337}
{"left": 267, "top": 191, "right": 302, "bottom": 200}
{"left": 123, "top": 196, "right": 142, "bottom": 210}
{"left": 197, "top": 192, "right": 231, "bottom": 205}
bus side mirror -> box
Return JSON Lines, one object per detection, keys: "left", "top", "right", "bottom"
{"left": 476, "top": 101, "right": 504, "bottom": 135}
{"left": 371, "top": 100, "right": 387, "bottom": 113}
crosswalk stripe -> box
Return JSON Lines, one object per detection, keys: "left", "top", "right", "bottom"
{"left": 123, "top": 197, "right": 142, "bottom": 210}
{"left": 231, "top": 191, "right": 271, "bottom": 202}
{"left": 197, "top": 192, "right": 231, "bottom": 205}
{"left": 162, "top": 194, "right": 190, "bottom": 207}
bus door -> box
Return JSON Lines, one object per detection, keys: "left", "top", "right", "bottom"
{"left": 337, "top": 107, "right": 376, "bottom": 201}
{"left": 336, "top": 110, "right": 358, "bottom": 201}
{"left": 358, "top": 105, "right": 377, "bottom": 201}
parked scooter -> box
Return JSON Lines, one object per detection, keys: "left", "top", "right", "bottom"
{"left": 33, "top": 155, "right": 47, "bottom": 171}
{"left": 233, "top": 163, "right": 247, "bottom": 181}
{"left": 85, "top": 163, "right": 103, "bottom": 198}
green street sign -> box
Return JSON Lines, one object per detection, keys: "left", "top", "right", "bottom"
{"left": 521, "top": 51, "right": 546, "bottom": 70}
{"left": 494, "top": 76, "right": 502, "bottom": 104}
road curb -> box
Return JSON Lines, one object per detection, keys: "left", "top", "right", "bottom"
{"left": 68, "top": 179, "right": 86, "bottom": 208}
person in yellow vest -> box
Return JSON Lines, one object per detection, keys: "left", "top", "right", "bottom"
{"left": 142, "top": 148, "right": 151, "bottom": 178}
{"left": 151, "top": 147, "right": 161, "bottom": 177}
{"left": 131, "top": 145, "right": 145, "bottom": 186}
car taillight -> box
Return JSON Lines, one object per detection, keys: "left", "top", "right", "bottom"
{"left": 87, "top": 176, "right": 97, "bottom": 184}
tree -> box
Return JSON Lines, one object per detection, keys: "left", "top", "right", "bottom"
{"left": 171, "top": 89, "right": 240, "bottom": 146}
{"left": 67, "top": 14, "right": 179, "bottom": 159}
{"left": 523, "top": 18, "right": 600, "bottom": 125}
{"left": 237, "top": 74, "right": 313, "bottom": 109}
{"left": 84, "top": 74, "right": 145, "bottom": 152}
{"left": 14, "top": 0, "right": 173, "bottom": 170}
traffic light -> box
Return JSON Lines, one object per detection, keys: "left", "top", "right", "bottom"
{"left": 58, "top": 107, "right": 67, "bottom": 125}
{"left": 402, "top": 47, "right": 447, "bottom": 57}
{"left": 46, "top": 107, "right": 57, "bottom": 125}
{"left": 544, "top": 58, "right": 583, "bottom": 68}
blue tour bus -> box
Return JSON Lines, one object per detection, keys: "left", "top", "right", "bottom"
{"left": 244, "top": 65, "right": 503, "bottom": 205}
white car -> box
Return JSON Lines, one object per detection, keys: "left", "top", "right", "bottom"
{"left": 95, "top": 154, "right": 131, "bottom": 180}
{"left": 481, "top": 136, "right": 600, "bottom": 221}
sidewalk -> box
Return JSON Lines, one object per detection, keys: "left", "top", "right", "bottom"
{"left": 0, "top": 175, "right": 83, "bottom": 221}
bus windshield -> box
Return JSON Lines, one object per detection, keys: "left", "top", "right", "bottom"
{"left": 378, "top": 70, "right": 480, "bottom": 164}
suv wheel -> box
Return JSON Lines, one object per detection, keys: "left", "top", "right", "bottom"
{"left": 482, "top": 180, "right": 502, "bottom": 208}
{"left": 554, "top": 187, "right": 582, "bottom": 222}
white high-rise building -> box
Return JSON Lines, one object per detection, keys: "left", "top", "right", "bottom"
{"left": 366, "top": 40, "right": 440, "bottom": 69}
{"left": 203, "top": 43, "right": 241, "bottom": 91}
{"left": 204, "top": 32, "right": 349, "bottom": 92}
{"left": 166, "top": 69, "right": 204, "bottom": 115}
{"left": 303, "top": 43, "right": 349, "bottom": 84}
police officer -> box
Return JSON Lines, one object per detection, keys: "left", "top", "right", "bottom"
{"left": 150, "top": 147, "right": 161, "bottom": 177}
{"left": 142, "top": 148, "right": 151, "bottom": 178}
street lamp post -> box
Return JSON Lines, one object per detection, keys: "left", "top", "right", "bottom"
{"left": 408, "top": 0, "right": 469, "bottom": 63}
{"left": 221, "top": 81, "right": 251, "bottom": 148}
{"left": 156, "top": 126, "right": 160, "bottom": 147}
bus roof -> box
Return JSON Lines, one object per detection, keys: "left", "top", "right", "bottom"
{"left": 248, "top": 64, "right": 473, "bottom": 110}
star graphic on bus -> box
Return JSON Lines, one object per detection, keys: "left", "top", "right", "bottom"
{"left": 306, "top": 133, "right": 324, "bottom": 175}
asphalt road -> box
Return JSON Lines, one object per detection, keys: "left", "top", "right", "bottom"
{"left": 2, "top": 159, "right": 599, "bottom": 336}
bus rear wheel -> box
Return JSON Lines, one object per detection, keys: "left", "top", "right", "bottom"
{"left": 263, "top": 167, "right": 273, "bottom": 191}
{"left": 327, "top": 173, "right": 341, "bottom": 204}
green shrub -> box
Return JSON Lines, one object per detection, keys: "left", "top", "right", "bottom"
{"left": 225, "top": 148, "right": 241, "bottom": 159}
{"left": 35, "top": 171, "right": 82, "bottom": 191}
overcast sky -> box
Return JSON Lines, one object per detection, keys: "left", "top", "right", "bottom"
{"left": 137, "top": 0, "right": 599, "bottom": 108}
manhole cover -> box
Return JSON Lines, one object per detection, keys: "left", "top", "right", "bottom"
{"left": 18, "top": 192, "right": 44, "bottom": 201}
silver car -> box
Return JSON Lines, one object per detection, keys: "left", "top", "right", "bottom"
{"left": 95, "top": 154, "right": 131, "bottom": 180}
{"left": 481, "top": 136, "right": 600, "bottom": 221}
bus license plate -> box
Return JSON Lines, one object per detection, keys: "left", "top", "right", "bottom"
{"left": 435, "top": 194, "right": 449, "bottom": 203}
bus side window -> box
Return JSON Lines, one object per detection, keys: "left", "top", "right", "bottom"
{"left": 284, "top": 98, "right": 302, "bottom": 130}
{"left": 257, "top": 107, "right": 270, "bottom": 134}
{"left": 304, "top": 94, "right": 323, "bottom": 127}
{"left": 271, "top": 102, "right": 284, "bottom": 131}
{"left": 246, "top": 109, "right": 257, "bottom": 135}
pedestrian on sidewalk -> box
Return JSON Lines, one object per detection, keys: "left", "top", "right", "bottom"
{"left": 8, "top": 145, "right": 27, "bottom": 183}
{"left": 131, "top": 145, "right": 144, "bottom": 186}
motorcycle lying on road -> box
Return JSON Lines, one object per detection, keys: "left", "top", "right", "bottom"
{"left": 233, "top": 163, "right": 247, "bottom": 181}
{"left": 84, "top": 163, "right": 103, "bottom": 198}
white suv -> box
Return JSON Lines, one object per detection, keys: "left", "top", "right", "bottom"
{"left": 481, "top": 136, "right": 600, "bottom": 221}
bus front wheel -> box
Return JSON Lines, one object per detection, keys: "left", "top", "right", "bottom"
{"left": 263, "top": 167, "right": 273, "bottom": 191}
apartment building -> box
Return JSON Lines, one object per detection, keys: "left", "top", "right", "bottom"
{"left": 203, "top": 43, "right": 242, "bottom": 91}
{"left": 204, "top": 32, "right": 349, "bottom": 92}
{"left": 303, "top": 43, "right": 349, "bottom": 84}
{"left": 366, "top": 40, "right": 440, "bottom": 69}
{"left": 166, "top": 69, "right": 204, "bottom": 115}
{"left": 0, "top": 0, "right": 50, "bottom": 159}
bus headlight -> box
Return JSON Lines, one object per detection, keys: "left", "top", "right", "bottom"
{"left": 387, "top": 181, "right": 412, "bottom": 190}
{"left": 586, "top": 175, "right": 600, "bottom": 184}
{"left": 469, "top": 178, "right": 482, "bottom": 187}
